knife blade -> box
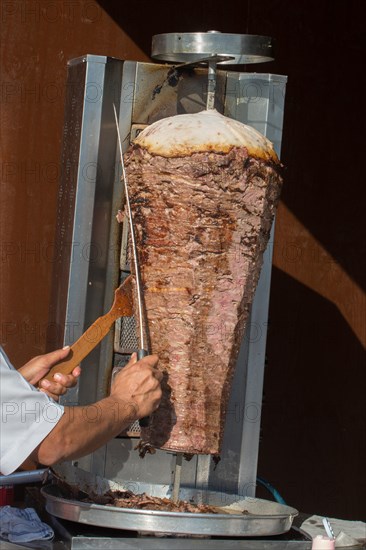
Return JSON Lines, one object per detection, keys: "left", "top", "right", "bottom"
{"left": 113, "top": 104, "right": 150, "bottom": 428}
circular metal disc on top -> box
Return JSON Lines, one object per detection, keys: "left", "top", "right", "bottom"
{"left": 152, "top": 32, "right": 274, "bottom": 64}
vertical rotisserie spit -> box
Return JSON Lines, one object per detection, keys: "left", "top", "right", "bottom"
{"left": 124, "top": 109, "right": 283, "bottom": 455}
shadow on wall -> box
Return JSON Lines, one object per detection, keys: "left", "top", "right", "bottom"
{"left": 258, "top": 266, "right": 366, "bottom": 520}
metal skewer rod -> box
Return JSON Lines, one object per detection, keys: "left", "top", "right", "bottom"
{"left": 113, "top": 103, "right": 147, "bottom": 355}
{"left": 172, "top": 452, "right": 183, "bottom": 503}
{"left": 206, "top": 60, "right": 217, "bottom": 110}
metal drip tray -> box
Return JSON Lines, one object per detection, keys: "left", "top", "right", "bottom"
{"left": 42, "top": 483, "right": 298, "bottom": 537}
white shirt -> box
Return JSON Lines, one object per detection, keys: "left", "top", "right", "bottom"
{"left": 0, "top": 346, "right": 64, "bottom": 475}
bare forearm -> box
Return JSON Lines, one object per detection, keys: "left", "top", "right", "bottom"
{"left": 30, "top": 354, "right": 162, "bottom": 466}
{"left": 32, "top": 397, "right": 137, "bottom": 466}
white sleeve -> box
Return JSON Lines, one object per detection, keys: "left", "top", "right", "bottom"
{"left": 0, "top": 348, "right": 64, "bottom": 475}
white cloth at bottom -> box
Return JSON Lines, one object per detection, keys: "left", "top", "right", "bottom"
{"left": 0, "top": 505, "right": 54, "bottom": 543}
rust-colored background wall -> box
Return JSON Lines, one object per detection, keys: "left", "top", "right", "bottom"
{"left": 1, "top": 0, "right": 364, "bottom": 519}
{"left": 0, "top": 1, "right": 150, "bottom": 367}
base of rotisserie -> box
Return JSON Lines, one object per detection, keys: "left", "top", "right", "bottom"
{"left": 41, "top": 482, "right": 298, "bottom": 536}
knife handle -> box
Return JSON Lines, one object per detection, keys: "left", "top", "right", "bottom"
{"left": 137, "top": 348, "right": 150, "bottom": 428}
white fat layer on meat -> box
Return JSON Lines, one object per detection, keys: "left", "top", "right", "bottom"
{"left": 133, "top": 109, "right": 278, "bottom": 163}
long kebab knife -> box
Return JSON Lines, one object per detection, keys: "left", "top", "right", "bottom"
{"left": 113, "top": 103, "right": 150, "bottom": 428}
